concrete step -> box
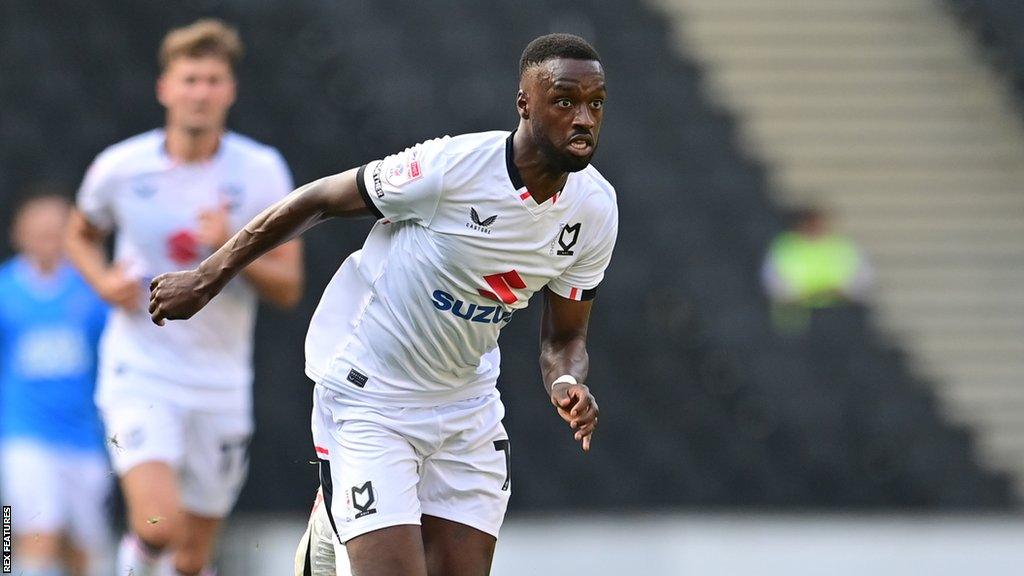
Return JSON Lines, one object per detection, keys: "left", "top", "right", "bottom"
{"left": 884, "top": 308, "right": 1024, "bottom": 327}
{"left": 948, "top": 409, "right": 1024, "bottom": 430}
{"left": 842, "top": 217, "right": 1024, "bottom": 236}
{"left": 724, "top": 87, "right": 1007, "bottom": 108}
{"left": 876, "top": 283, "right": 1024, "bottom": 300}
{"left": 858, "top": 237, "right": 1024, "bottom": 257}
{"left": 707, "top": 63, "right": 990, "bottom": 79}
{"left": 922, "top": 369, "right": 1024, "bottom": 388}
{"left": 693, "top": 37, "right": 959, "bottom": 57}
{"left": 746, "top": 115, "right": 1021, "bottom": 136}
{"left": 674, "top": 0, "right": 936, "bottom": 16}
{"left": 978, "top": 430, "right": 1024, "bottom": 453}
{"left": 776, "top": 154, "right": 1022, "bottom": 171}
{"left": 876, "top": 293, "right": 1024, "bottom": 311}
{"left": 922, "top": 362, "right": 1024, "bottom": 380}
{"left": 938, "top": 384, "right": 1024, "bottom": 404}
{"left": 731, "top": 96, "right": 1007, "bottom": 118}
{"left": 875, "top": 268, "right": 1024, "bottom": 289}
{"left": 756, "top": 142, "right": 1024, "bottom": 164}
{"left": 819, "top": 192, "right": 1024, "bottom": 214}
{"left": 912, "top": 340, "right": 1024, "bottom": 360}
{"left": 878, "top": 292, "right": 1024, "bottom": 311}
{"left": 895, "top": 298, "right": 1024, "bottom": 314}
{"left": 717, "top": 77, "right": 1004, "bottom": 98}
{"left": 684, "top": 18, "right": 951, "bottom": 42}
{"left": 698, "top": 44, "right": 971, "bottom": 67}
{"left": 748, "top": 126, "right": 1022, "bottom": 149}
{"left": 979, "top": 442, "right": 1024, "bottom": 479}
{"left": 782, "top": 183, "right": 1024, "bottom": 197}
{"left": 843, "top": 213, "right": 1024, "bottom": 230}
{"left": 978, "top": 448, "right": 1024, "bottom": 475}
{"left": 713, "top": 64, "right": 994, "bottom": 86}
{"left": 873, "top": 265, "right": 1024, "bottom": 281}
{"left": 877, "top": 299, "right": 1024, "bottom": 320}
{"left": 868, "top": 260, "right": 1024, "bottom": 276}
{"left": 773, "top": 167, "right": 1024, "bottom": 189}
{"left": 884, "top": 306, "right": 1024, "bottom": 323}
{"left": 886, "top": 321, "right": 1024, "bottom": 340}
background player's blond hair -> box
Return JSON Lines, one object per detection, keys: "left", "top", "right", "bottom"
{"left": 159, "top": 18, "right": 244, "bottom": 71}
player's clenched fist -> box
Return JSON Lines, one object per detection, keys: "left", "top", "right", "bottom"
{"left": 550, "top": 382, "right": 599, "bottom": 452}
{"left": 149, "top": 270, "right": 216, "bottom": 326}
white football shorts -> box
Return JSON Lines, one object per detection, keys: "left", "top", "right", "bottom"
{"left": 0, "top": 438, "right": 112, "bottom": 551}
{"left": 99, "top": 386, "right": 252, "bottom": 517}
{"left": 311, "top": 384, "right": 512, "bottom": 543}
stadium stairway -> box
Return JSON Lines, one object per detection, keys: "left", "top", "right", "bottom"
{"left": 648, "top": 0, "right": 1024, "bottom": 495}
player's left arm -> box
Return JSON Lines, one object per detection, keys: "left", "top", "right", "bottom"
{"left": 195, "top": 205, "right": 303, "bottom": 308}
{"left": 540, "top": 287, "right": 599, "bottom": 452}
{"left": 540, "top": 192, "right": 618, "bottom": 452}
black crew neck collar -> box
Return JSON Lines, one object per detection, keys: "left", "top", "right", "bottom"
{"left": 505, "top": 130, "right": 526, "bottom": 190}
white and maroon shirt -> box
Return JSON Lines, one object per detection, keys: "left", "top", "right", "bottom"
{"left": 77, "top": 129, "right": 293, "bottom": 409}
{"left": 305, "top": 131, "right": 618, "bottom": 406}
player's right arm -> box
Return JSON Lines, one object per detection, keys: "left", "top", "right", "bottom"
{"left": 65, "top": 210, "right": 140, "bottom": 311}
{"left": 67, "top": 150, "right": 142, "bottom": 311}
{"left": 149, "top": 168, "right": 370, "bottom": 325}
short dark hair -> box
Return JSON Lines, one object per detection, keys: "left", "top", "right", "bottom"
{"left": 10, "top": 184, "right": 71, "bottom": 233}
{"left": 519, "top": 33, "right": 601, "bottom": 77}
{"left": 13, "top": 182, "right": 71, "bottom": 217}
{"left": 790, "top": 206, "right": 826, "bottom": 228}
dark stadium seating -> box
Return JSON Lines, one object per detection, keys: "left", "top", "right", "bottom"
{"left": 0, "top": 0, "right": 1012, "bottom": 511}
{"left": 949, "top": 0, "right": 1024, "bottom": 94}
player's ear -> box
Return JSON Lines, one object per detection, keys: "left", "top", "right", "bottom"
{"left": 516, "top": 89, "right": 529, "bottom": 120}
{"left": 156, "top": 74, "right": 169, "bottom": 108}
{"left": 224, "top": 75, "right": 238, "bottom": 108}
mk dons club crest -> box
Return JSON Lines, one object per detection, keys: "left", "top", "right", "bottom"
{"left": 555, "top": 222, "right": 581, "bottom": 256}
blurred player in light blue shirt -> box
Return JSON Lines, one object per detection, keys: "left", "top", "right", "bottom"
{"left": 0, "top": 192, "right": 111, "bottom": 576}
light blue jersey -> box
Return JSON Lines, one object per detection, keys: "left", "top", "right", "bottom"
{"left": 0, "top": 256, "right": 107, "bottom": 452}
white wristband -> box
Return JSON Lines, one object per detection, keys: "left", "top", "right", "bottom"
{"left": 551, "top": 374, "right": 578, "bottom": 387}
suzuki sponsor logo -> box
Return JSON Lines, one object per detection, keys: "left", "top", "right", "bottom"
{"left": 478, "top": 270, "right": 526, "bottom": 304}
{"left": 431, "top": 270, "right": 524, "bottom": 324}
{"left": 431, "top": 290, "right": 514, "bottom": 324}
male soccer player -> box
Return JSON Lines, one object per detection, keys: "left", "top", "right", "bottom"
{"left": 0, "top": 193, "right": 110, "bottom": 576}
{"left": 150, "top": 33, "right": 614, "bottom": 576}
{"left": 64, "top": 19, "right": 303, "bottom": 576}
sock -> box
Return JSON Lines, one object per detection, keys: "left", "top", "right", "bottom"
{"left": 117, "top": 533, "right": 163, "bottom": 576}
{"left": 294, "top": 488, "right": 341, "bottom": 576}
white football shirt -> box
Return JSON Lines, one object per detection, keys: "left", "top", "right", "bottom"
{"left": 305, "top": 131, "right": 618, "bottom": 406}
{"left": 77, "top": 129, "right": 293, "bottom": 409}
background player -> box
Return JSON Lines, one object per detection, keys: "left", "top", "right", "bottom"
{"left": 149, "top": 34, "right": 613, "bottom": 576}
{"left": 64, "top": 19, "right": 303, "bottom": 576}
{"left": 0, "top": 191, "right": 110, "bottom": 576}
